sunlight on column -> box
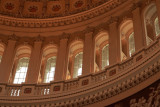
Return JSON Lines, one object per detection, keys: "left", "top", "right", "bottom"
{"left": 155, "top": 17, "right": 160, "bottom": 36}
{"left": 129, "top": 32, "right": 135, "bottom": 57}
{"left": 102, "top": 44, "right": 109, "bottom": 69}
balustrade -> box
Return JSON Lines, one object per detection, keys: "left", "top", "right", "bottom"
{"left": 63, "top": 80, "right": 79, "bottom": 91}
{"left": 6, "top": 85, "right": 21, "bottom": 96}
{"left": 34, "top": 85, "right": 50, "bottom": 96}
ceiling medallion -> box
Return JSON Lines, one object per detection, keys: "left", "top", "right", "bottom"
{"left": 28, "top": 6, "right": 38, "bottom": 12}
{"left": 52, "top": 5, "right": 61, "bottom": 12}
{"left": 5, "top": 2, "right": 15, "bottom": 10}
{"left": 74, "top": 0, "right": 84, "bottom": 8}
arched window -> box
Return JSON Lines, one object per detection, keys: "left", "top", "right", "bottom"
{"left": 41, "top": 44, "right": 58, "bottom": 83}
{"left": 120, "top": 20, "right": 134, "bottom": 60}
{"left": 43, "top": 56, "right": 56, "bottom": 83}
{"left": 102, "top": 44, "right": 109, "bottom": 69}
{"left": 13, "top": 57, "right": 29, "bottom": 84}
{"left": 154, "top": 17, "right": 160, "bottom": 36}
{"left": 129, "top": 32, "right": 135, "bottom": 56}
{"left": 73, "top": 52, "right": 83, "bottom": 78}
{"left": 11, "top": 45, "right": 31, "bottom": 84}
{"left": 67, "top": 41, "right": 83, "bottom": 79}
{"left": 144, "top": 3, "right": 158, "bottom": 45}
{"left": 95, "top": 32, "right": 109, "bottom": 72}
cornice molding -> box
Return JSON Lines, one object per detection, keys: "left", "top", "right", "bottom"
{"left": 0, "top": 0, "right": 129, "bottom": 28}
{"left": 0, "top": 0, "right": 126, "bottom": 19}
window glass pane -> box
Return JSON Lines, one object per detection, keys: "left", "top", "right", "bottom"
{"left": 44, "top": 56, "right": 56, "bottom": 83}
{"left": 102, "top": 44, "right": 109, "bottom": 69}
{"left": 14, "top": 79, "right": 18, "bottom": 84}
{"left": 155, "top": 17, "right": 160, "bottom": 36}
{"left": 78, "top": 68, "right": 82, "bottom": 76}
{"left": 129, "top": 32, "right": 135, "bottom": 57}
{"left": 73, "top": 52, "right": 83, "bottom": 78}
{"left": 13, "top": 57, "right": 29, "bottom": 84}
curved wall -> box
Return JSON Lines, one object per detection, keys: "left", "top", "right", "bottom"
{"left": 0, "top": 0, "right": 160, "bottom": 106}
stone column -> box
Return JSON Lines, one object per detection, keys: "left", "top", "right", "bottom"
{"left": 26, "top": 38, "right": 42, "bottom": 84}
{"left": 91, "top": 36, "right": 96, "bottom": 73}
{"left": 54, "top": 35, "right": 68, "bottom": 81}
{"left": 155, "top": 0, "right": 160, "bottom": 26}
{"left": 82, "top": 31, "right": 93, "bottom": 75}
{"left": 132, "top": 7, "right": 145, "bottom": 51}
{"left": 0, "top": 38, "right": 16, "bottom": 83}
{"left": 109, "top": 19, "right": 121, "bottom": 65}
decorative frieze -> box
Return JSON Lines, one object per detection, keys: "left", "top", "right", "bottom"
{"left": 0, "top": 0, "right": 127, "bottom": 28}
{"left": 0, "top": 0, "right": 124, "bottom": 19}
{"left": 0, "top": 0, "right": 20, "bottom": 14}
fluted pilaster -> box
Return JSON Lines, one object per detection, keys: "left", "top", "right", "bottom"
{"left": 109, "top": 18, "right": 121, "bottom": 65}
{"left": 82, "top": 28, "right": 94, "bottom": 75}
{"left": 0, "top": 35, "right": 17, "bottom": 83}
{"left": 132, "top": 6, "right": 145, "bottom": 51}
{"left": 54, "top": 33, "right": 69, "bottom": 81}
{"left": 26, "top": 36, "right": 43, "bottom": 84}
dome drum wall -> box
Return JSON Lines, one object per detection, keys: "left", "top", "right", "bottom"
{"left": 0, "top": 0, "right": 135, "bottom": 37}
{"left": 0, "top": 38, "right": 159, "bottom": 106}
{"left": 0, "top": 0, "right": 160, "bottom": 106}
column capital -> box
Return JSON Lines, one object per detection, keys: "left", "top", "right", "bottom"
{"left": 60, "top": 32, "right": 70, "bottom": 40}
{"left": 108, "top": 16, "right": 119, "bottom": 25}
{"left": 84, "top": 26, "right": 94, "bottom": 34}
{"left": 8, "top": 34, "right": 18, "bottom": 41}
{"left": 34, "top": 35, "right": 43, "bottom": 42}
{"left": 131, "top": 3, "right": 141, "bottom": 12}
{"left": 85, "top": 31, "right": 93, "bottom": 37}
